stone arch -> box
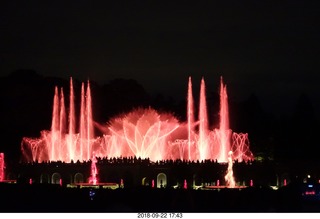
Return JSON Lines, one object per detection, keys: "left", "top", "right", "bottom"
{"left": 74, "top": 173, "right": 84, "bottom": 183}
{"left": 51, "top": 172, "right": 61, "bottom": 184}
{"left": 141, "top": 177, "right": 150, "bottom": 186}
{"left": 157, "top": 173, "right": 167, "bottom": 188}
{"left": 6, "top": 172, "right": 17, "bottom": 181}
{"left": 193, "top": 173, "right": 202, "bottom": 187}
{"left": 40, "top": 173, "right": 50, "bottom": 184}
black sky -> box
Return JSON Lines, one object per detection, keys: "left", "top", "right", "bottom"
{"left": 1, "top": 1, "right": 320, "bottom": 117}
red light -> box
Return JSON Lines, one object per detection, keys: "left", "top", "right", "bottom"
{"left": 305, "top": 191, "right": 315, "bottom": 195}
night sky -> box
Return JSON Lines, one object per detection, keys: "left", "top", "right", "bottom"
{"left": 1, "top": 1, "right": 320, "bottom": 117}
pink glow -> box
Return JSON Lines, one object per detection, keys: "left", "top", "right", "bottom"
{"left": 217, "top": 77, "right": 231, "bottom": 162}
{"left": 284, "top": 179, "right": 287, "bottom": 186}
{"left": 69, "top": 78, "right": 75, "bottom": 135}
{"left": 305, "top": 191, "right": 315, "bottom": 195}
{"left": 217, "top": 179, "right": 220, "bottom": 186}
{"left": 183, "top": 179, "right": 187, "bottom": 189}
{"left": 88, "top": 155, "right": 98, "bottom": 185}
{"left": 51, "top": 86, "right": 60, "bottom": 160}
{"left": 152, "top": 179, "right": 155, "bottom": 188}
{"left": 29, "top": 178, "right": 32, "bottom": 185}
{"left": 80, "top": 82, "right": 86, "bottom": 160}
{"left": 67, "top": 78, "right": 76, "bottom": 160}
{"left": 187, "top": 76, "right": 194, "bottom": 160}
{"left": 107, "top": 108, "right": 180, "bottom": 161}
{"left": 21, "top": 78, "right": 95, "bottom": 162}
{"left": 59, "top": 179, "right": 62, "bottom": 186}
{"left": 0, "top": 153, "right": 4, "bottom": 181}
{"left": 225, "top": 151, "right": 235, "bottom": 188}
{"left": 250, "top": 179, "right": 253, "bottom": 187}
{"left": 21, "top": 77, "right": 254, "bottom": 163}
{"left": 86, "top": 81, "right": 94, "bottom": 161}
{"left": 198, "top": 77, "right": 209, "bottom": 160}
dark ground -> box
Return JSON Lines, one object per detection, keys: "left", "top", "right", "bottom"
{"left": 0, "top": 182, "right": 319, "bottom": 213}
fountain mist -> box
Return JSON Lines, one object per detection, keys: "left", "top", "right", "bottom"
{"left": 21, "top": 77, "right": 254, "bottom": 163}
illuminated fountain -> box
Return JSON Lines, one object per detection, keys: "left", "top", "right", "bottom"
{"left": 0, "top": 153, "right": 4, "bottom": 182}
{"left": 183, "top": 179, "right": 188, "bottom": 189}
{"left": 205, "top": 150, "right": 246, "bottom": 189}
{"left": 198, "top": 78, "right": 209, "bottom": 161}
{"left": 104, "top": 108, "right": 180, "bottom": 161}
{"left": 72, "top": 154, "right": 119, "bottom": 189}
{"left": 0, "top": 153, "right": 16, "bottom": 184}
{"left": 187, "top": 77, "right": 195, "bottom": 161}
{"left": 225, "top": 151, "right": 236, "bottom": 188}
{"left": 198, "top": 77, "right": 253, "bottom": 162}
{"left": 21, "top": 79, "right": 97, "bottom": 162}
{"left": 88, "top": 155, "right": 98, "bottom": 185}
{"left": 174, "top": 76, "right": 253, "bottom": 162}
{"left": 21, "top": 77, "right": 254, "bottom": 165}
